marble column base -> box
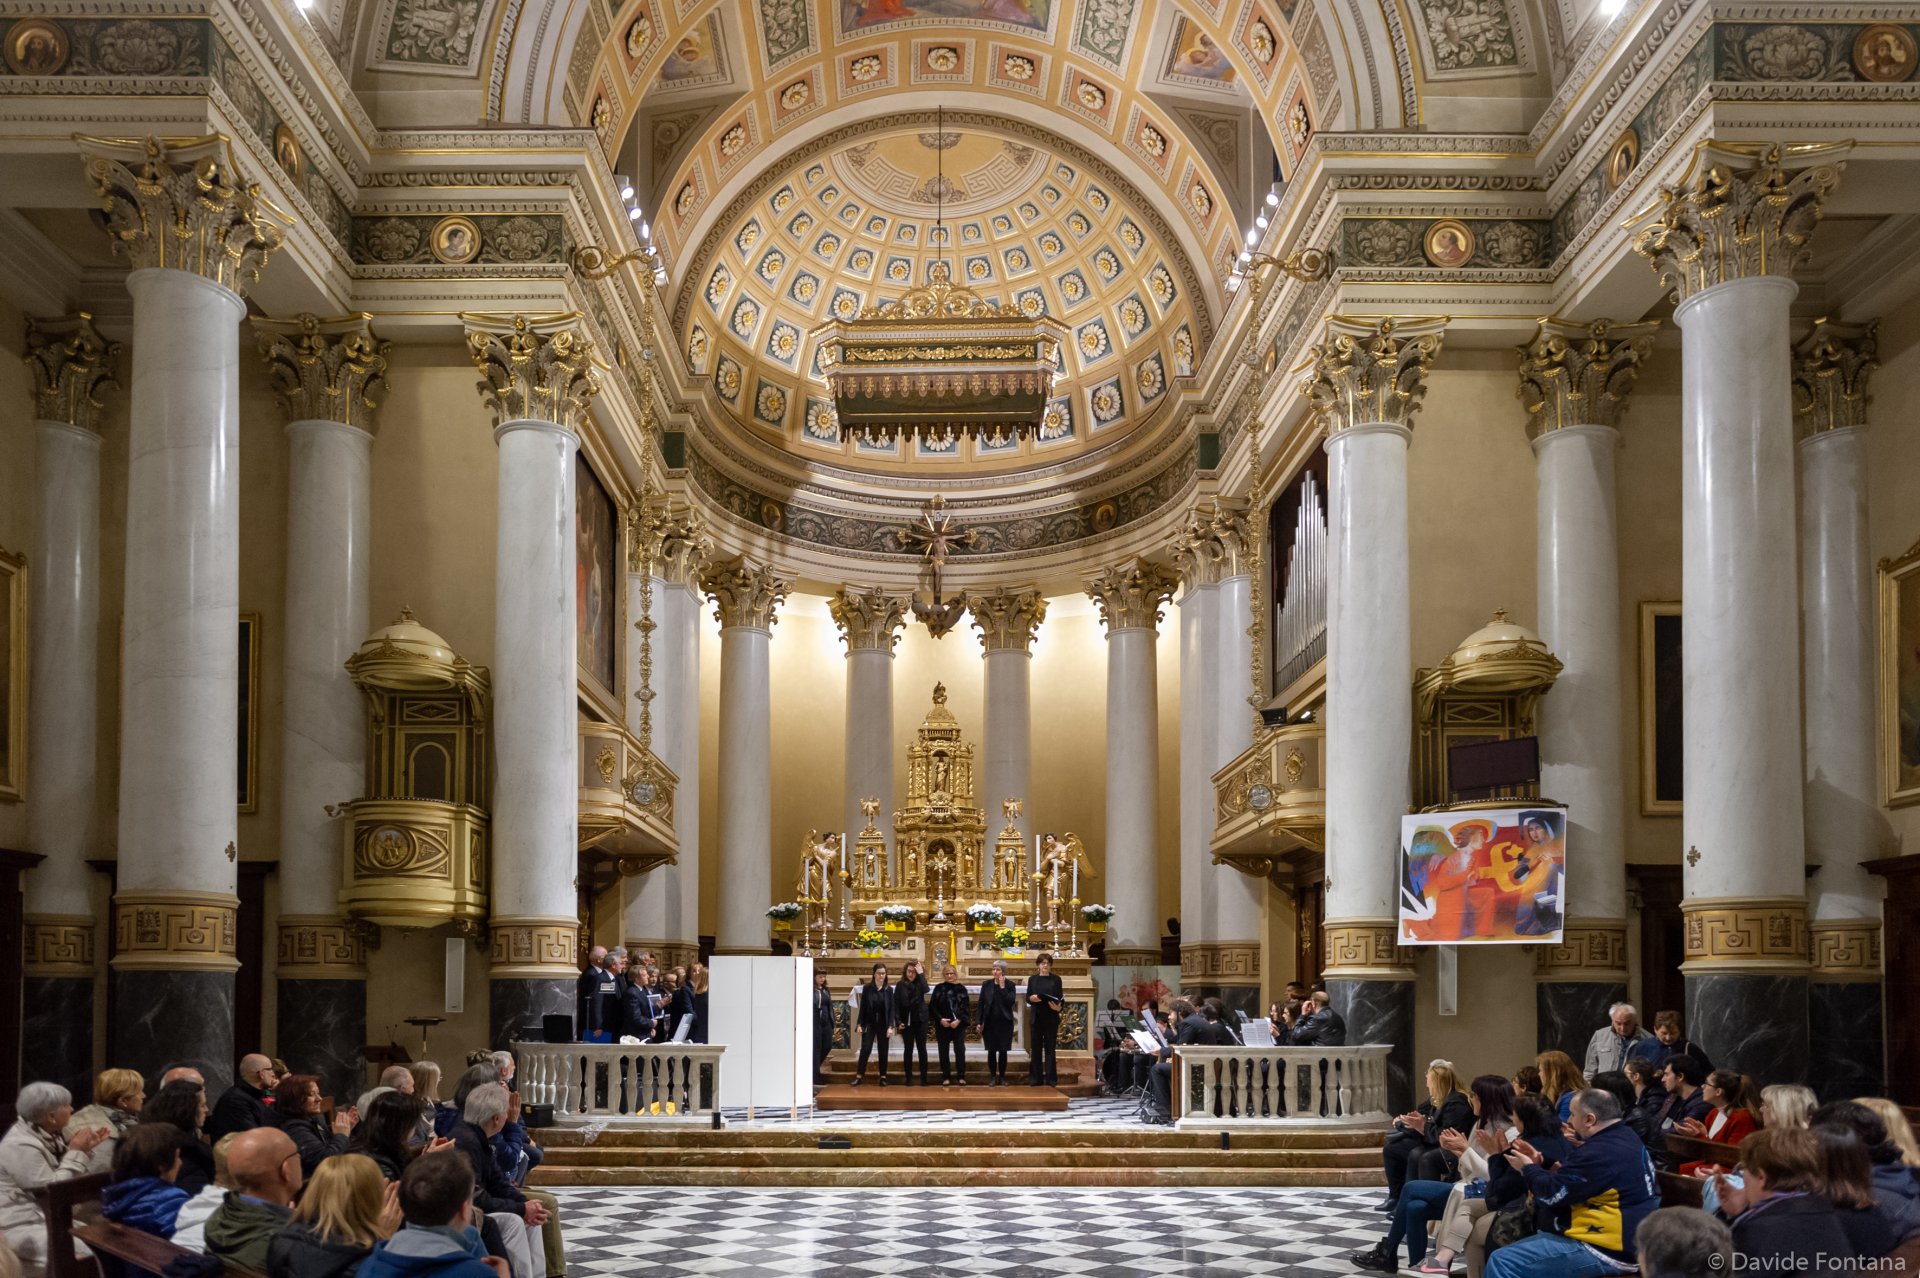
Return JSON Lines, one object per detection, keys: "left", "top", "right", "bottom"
{"left": 112, "top": 969, "right": 236, "bottom": 1093}
{"left": 1328, "top": 978, "right": 1415, "bottom": 1114}
{"left": 278, "top": 979, "right": 366, "bottom": 1103}
{"left": 1809, "top": 981, "right": 1883, "bottom": 1101}
{"left": 1686, "top": 972, "right": 1808, "bottom": 1083}
{"left": 490, "top": 978, "right": 576, "bottom": 1050}
{"left": 23, "top": 977, "right": 94, "bottom": 1098}
{"left": 1536, "top": 981, "right": 1626, "bottom": 1062}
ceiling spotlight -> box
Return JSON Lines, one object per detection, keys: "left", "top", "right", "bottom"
{"left": 619, "top": 183, "right": 635, "bottom": 200}
{"left": 640, "top": 222, "right": 650, "bottom": 239}
{"left": 1256, "top": 215, "right": 1269, "bottom": 229}
{"left": 1238, "top": 250, "right": 1252, "bottom": 263}
{"left": 1265, "top": 190, "right": 1280, "bottom": 207}
{"left": 628, "top": 207, "right": 642, "bottom": 221}
{"left": 1245, "top": 228, "right": 1259, "bottom": 245}
{"left": 1602, "top": 0, "right": 1626, "bottom": 12}
{"left": 1224, "top": 275, "right": 1240, "bottom": 292}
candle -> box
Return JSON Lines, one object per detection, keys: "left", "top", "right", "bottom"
{"left": 1071, "top": 860, "right": 1078, "bottom": 900}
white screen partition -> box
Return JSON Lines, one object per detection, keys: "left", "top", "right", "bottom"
{"left": 710, "top": 956, "right": 812, "bottom": 1117}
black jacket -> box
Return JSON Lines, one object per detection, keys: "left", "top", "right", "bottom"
{"left": 1290, "top": 1006, "right": 1347, "bottom": 1046}
{"left": 206, "top": 1081, "right": 271, "bottom": 1143}
{"left": 577, "top": 964, "right": 618, "bottom": 1037}
{"left": 618, "top": 974, "right": 655, "bottom": 1039}
{"left": 856, "top": 981, "right": 897, "bottom": 1034}
{"left": 175, "top": 1136, "right": 217, "bottom": 1195}
{"left": 930, "top": 981, "right": 971, "bottom": 1030}
{"left": 811, "top": 985, "right": 836, "bottom": 1039}
{"left": 268, "top": 1106, "right": 350, "bottom": 1177}
{"left": 265, "top": 1221, "right": 374, "bottom": 1278}
{"left": 1423, "top": 1091, "right": 1475, "bottom": 1149}
{"left": 978, "top": 980, "right": 1019, "bottom": 1047}
{"left": 1730, "top": 1194, "right": 1856, "bottom": 1270}
{"left": 1026, "top": 973, "right": 1064, "bottom": 1022}
{"left": 451, "top": 1120, "right": 526, "bottom": 1218}
{"left": 691, "top": 992, "right": 709, "bottom": 1044}
{"left": 894, "top": 974, "right": 931, "bottom": 1027}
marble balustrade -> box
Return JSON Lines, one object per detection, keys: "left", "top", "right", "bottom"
{"left": 515, "top": 1041, "right": 726, "bottom": 1124}
{"left": 1171, "top": 1044, "right": 1391, "bottom": 1129}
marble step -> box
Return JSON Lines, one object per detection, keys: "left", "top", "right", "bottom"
{"left": 814, "top": 1083, "right": 1068, "bottom": 1111}
{"left": 537, "top": 1146, "right": 1381, "bottom": 1169}
{"left": 532, "top": 1164, "right": 1384, "bottom": 1188}
{"left": 535, "top": 1126, "right": 1383, "bottom": 1149}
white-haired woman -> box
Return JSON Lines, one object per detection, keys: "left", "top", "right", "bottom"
{"left": 1, "top": 1082, "right": 110, "bottom": 1275}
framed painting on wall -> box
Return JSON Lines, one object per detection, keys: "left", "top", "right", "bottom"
{"left": 0, "top": 546, "right": 23, "bottom": 803}
{"left": 1882, "top": 538, "right": 1920, "bottom": 808}
{"left": 575, "top": 450, "right": 619, "bottom": 708}
{"left": 238, "top": 612, "right": 260, "bottom": 811}
{"left": 1639, "top": 600, "right": 1683, "bottom": 815}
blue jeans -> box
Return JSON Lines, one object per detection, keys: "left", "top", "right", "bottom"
{"left": 1385, "top": 1180, "right": 1453, "bottom": 1264}
{"left": 1484, "top": 1234, "right": 1628, "bottom": 1278}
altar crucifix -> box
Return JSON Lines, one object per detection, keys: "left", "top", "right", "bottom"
{"left": 893, "top": 495, "right": 976, "bottom": 639}
{"left": 926, "top": 847, "right": 956, "bottom": 920}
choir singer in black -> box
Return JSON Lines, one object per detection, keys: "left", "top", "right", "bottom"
{"left": 810, "top": 971, "right": 836, "bottom": 1088}
{"left": 851, "top": 963, "right": 898, "bottom": 1086}
{"left": 931, "top": 964, "right": 971, "bottom": 1085}
{"left": 895, "top": 959, "right": 931, "bottom": 1086}
{"left": 1026, "top": 953, "right": 1064, "bottom": 1087}
{"left": 978, "top": 960, "right": 1019, "bottom": 1086}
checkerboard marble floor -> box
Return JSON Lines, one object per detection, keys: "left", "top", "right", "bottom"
{"left": 551, "top": 1185, "right": 1386, "bottom": 1276}
{"left": 712, "top": 1094, "right": 1148, "bottom": 1128}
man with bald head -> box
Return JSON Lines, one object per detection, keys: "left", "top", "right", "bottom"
{"left": 204, "top": 1126, "right": 300, "bottom": 1269}
{"left": 160, "top": 1064, "right": 205, "bottom": 1088}
{"left": 207, "top": 1053, "right": 277, "bottom": 1142}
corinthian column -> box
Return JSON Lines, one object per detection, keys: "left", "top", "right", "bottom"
{"left": 1303, "top": 315, "right": 1446, "bottom": 1111}
{"left": 1517, "top": 317, "right": 1655, "bottom": 1058}
{"left": 623, "top": 499, "right": 711, "bottom": 971}
{"left": 253, "top": 314, "right": 389, "bottom": 1099}
{"left": 1634, "top": 142, "right": 1847, "bottom": 1079}
{"left": 79, "top": 135, "right": 288, "bottom": 1086}
{"left": 830, "top": 588, "right": 909, "bottom": 853}
{"left": 20, "top": 315, "right": 117, "bottom": 1097}
{"left": 1086, "top": 559, "right": 1176, "bottom": 963}
{"left": 463, "top": 313, "right": 602, "bottom": 1044}
{"left": 1793, "top": 320, "right": 1888, "bottom": 1098}
{"left": 968, "top": 589, "right": 1047, "bottom": 856}
{"left": 704, "top": 557, "right": 791, "bottom": 953}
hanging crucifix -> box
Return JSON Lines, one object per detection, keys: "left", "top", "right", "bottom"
{"left": 893, "top": 495, "right": 976, "bottom": 639}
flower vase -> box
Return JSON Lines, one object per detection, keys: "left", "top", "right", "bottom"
{"left": 1086, "top": 920, "right": 1107, "bottom": 934}
{"left": 1002, "top": 947, "right": 1025, "bottom": 958}
{"left": 972, "top": 922, "right": 996, "bottom": 932}
{"left": 883, "top": 921, "right": 906, "bottom": 931}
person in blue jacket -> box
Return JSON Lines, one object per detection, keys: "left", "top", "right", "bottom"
{"left": 100, "top": 1122, "right": 191, "bottom": 1241}
{"left": 1484, "top": 1088, "right": 1659, "bottom": 1278}
{"left": 357, "top": 1153, "right": 501, "bottom": 1278}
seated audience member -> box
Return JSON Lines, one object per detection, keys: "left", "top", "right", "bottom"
{"left": 1635, "top": 1206, "right": 1733, "bottom": 1278}
{"left": 271, "top": 1074, "right": 356, "bottom": 1177}
{"left": 207, "top": 1054, "right": 279, "bottom": 1142}
{"left": 171, "top": 1133, "right": 239, "bottom": 1251}
{"left": 1676, "top": 1071, "right": 1756, "bottom": 1174}
{"left": 358, "top": 1152, "right": 503, "bottom": 1278}
{"left": 1809, "top": 1101, "right": 1920, "bottom": 1245}
{"left": 1859, "top": 1098, "right": 1920, "bottom": 1169}
{"left": 101, "top": 1122, "right": 190, "bottom": 1242}
{"left": 1380, "top": 1060, "right": 1473, "bottom": 1213}
{"left": 410, "top": 1062, "right": 450, "bottom": 1143}
{"left": 1463, "top": 1092, "right": 1575, "bottom": 1276}
{"left": 206, "top": 1126, "right": 303, "bottom": 1271}
{"left": 1811, "top": 1124, "right": 1898, "bottom": 1259}
{"left": 1623, "top": 1059, "right": 1668, "bottom": 1135}
{"left": 1288, "top": 990, "right": 1347, "bottom": 1046}
{"left": 381, "top": 1066, "right": 416, "bottom": 1097}
{"left": 1511, "top": 1064, "right": 1544, "bottom": 1097}
{"left": 141, "top": 1078, "right": 216, "bottom": 1194}
{"left": 452, "top": 1084, "right": 558, "bottom": 1278}
{"left": 1627, "top": 1011, "right": 1713, "bottom": 1072}
{"left": 1583, "top": 1003, "right": 1652, "bottom": 1078}
{"left": 1483, "top": 1088, "right": 1659, "bottom": 1278}
{"left": 0, "top": 1081, "right": 109, "bottom": 1274}
{"left": 1145, "top": 998, "right": 1204, "bottom": 1121}
{"left": 70, "top": 1067, "right": 146, "bottom": 1176}
{"left": 1757, "top": 1084, "right": 1816, "bottom": 1132}
{"left": 354, "top": 1092, "right": 437, "bottom": 1181}
{"left": 266, "top": 1152, "right": 397, "bottom": 1278}
{"left": 1712, "top": 1127, "right": 1854, "bottom": 1268}
{"left": 1353, "top": 1074, "right": 1514, "bottom": 1274}
{"left": 1536, "top": 1050, "right": 1588, "bottom": 1125}
{"left": 1589, "top": 1071, "right": 1654, "bottom": 1149}
{"left": 1654, "top": 1056, "right": 1711, "bottom": 1132}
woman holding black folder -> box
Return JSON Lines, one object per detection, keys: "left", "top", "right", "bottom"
{"left": 1026, "top": 953, "right": 1064, "bottom": 1087}
{"left": 978, "top": 961, "right": 1019, "bottom": 1086}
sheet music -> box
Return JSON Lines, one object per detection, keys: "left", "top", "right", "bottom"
{"left": 1130, "top": 1029, "right": 1160, "bottom": 1052}
{"left": 1241, "top": 1020, "right": 1276, "bottom": 1047}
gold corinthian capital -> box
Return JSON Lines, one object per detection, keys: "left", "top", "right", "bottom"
{"left": 1299, "top": 316, "right": 1448, "bottom": 434}
{"left": 629, "top": 495, "right": 713, "bottom": 588}
{"left": 1085, "top": 557, "right": 1179, "bottom": 632}
{"left": 829, "top": 587, "right": 909, "bottom": 652}
{"left": 253, "top": 313, "right": 391, "bottom": 432}
{"left": 1516, "top": 318, "right": 1659, "bottom": 437}
{"left": 74, "top": 134, "right": 290, "bottom": 295}
{"left": 1792, "top": 319, "right": 1878, "bottom": 438}
{"left": 24, "top": 313, "right": 118, "bottom": 430}
{"left": 1168, "top": 498, "right": 1254, "bottom": 590}
{"left": 702, "top": 556, "right": 791, "bottom": 629}
{"left": 1630, "top": 140, "right": 1849, "bottom": 304}
{"left": 967, "top": 587, "right": 1047, "bottom": 653}
{"left": 461, "top": 312, "right": 604, "bottom": 433}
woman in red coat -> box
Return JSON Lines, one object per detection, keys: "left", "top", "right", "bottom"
{"left": 1678, "top": 1070, "right": 1758, "bottom": 1175}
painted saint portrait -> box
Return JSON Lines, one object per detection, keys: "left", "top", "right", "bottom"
{"left": 660, "top": 28, "right": 717, "bottom": 79}
{"left": 1423, "top": 219, "right": 1475, "bottom": 269}
{"left": 842, "top": 0, "right": 1050, "bottom": 35}
{"left": 575, "top": 452, "right": 618, "bottom": 695}
{"left": 1166, "top": 17, "right": 1235, "bottom": 83}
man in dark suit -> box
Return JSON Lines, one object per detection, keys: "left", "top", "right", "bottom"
{"left": 931, "top": 965, "right": 971, "bottom": 1085}
{"left": 576, "top": 945, "right": 614, "bottom": 1042}
{"left": 811, "top": 972, "right": 836, "bottom": 1087}
{"left": 1289, "top": 990, "right": 1347, "bottom": 1045}
{"left": 852, "top": 963, "right": 898, "bottom": 1086}
{"left": 1147, "top": 998, "right": 1206, "bottom": 1120}
{"left": 1025, "top": 953, "right": 1065, "bottom": 1087}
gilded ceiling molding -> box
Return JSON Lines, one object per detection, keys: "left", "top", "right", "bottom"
{"left": 702, "top": 556, "right": 792, "bottom": 630}
{"left": 968, "top": 587, "right": 1047, "bottom": 653}
{"left": 1298, "top": 315, "right": 1448, "bottom": 433}
{"left": 629, "top": 496, "right": 713, "bottom": 588}
{"left": 461, "top": 311, "right": 604, "bottom": 432}
{"left": 75, "top": 134, "right": 291, "bottom": 296}
{"left": 1085, "top": 557, "right": 1178, "bottom": 631}
{"left": 23, "top": 314, "right": 118, "bottom": 431}
{"left": 1515, "top": 317, "right": 1658, "bottom": 437}
{"left": 1791, "top": 319, "right": 1877, "bottom": 438}
{"left": 1630, "top": 140, "right": 1849, "bottom": 304}
{"left": 828, "top": 588, "right": 910, "bottom": 653}
{"left": 253, "top": 313, "right": 392, "bottom": 431}
{"left": 1168, "top": 499, "right": 1254, "bottom": 589}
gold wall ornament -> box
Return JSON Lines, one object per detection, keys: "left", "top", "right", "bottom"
{"left": 1085, "top": 557, "right": 1178, "bottom": 632}
{"left": 111, "top": 891, "right": 240, "bottom": 973}
{"left": 461, "top": 312, "right": 605, "bottom": 433}
{"left": 1179, "top": 942, "right": 1261, "bottom": 982}
{"left": 1299, "top": 315, "right": 1448, "bottom": 434}
{"left": 1532, "top": 922, "right": 1629, "bottom": 980}
{"left": 252, "top": 313, "right": 391, "bottom": 431}
{"left": 1211, "top": 720, "right": 1326, "bottom": 870}
{"left": 75, "top": 134, "right": 291, "bottom": 296}
{"left": 431, "top": 216, "right": 482, "bottom": 264}
{"left": 23, "top": 314, "right": 118, "bottom": 430}
{"left": 966, "top": 586, "right": 1047, "bottom": 653}
{"left": 1604, "top": 129, "right": 1641, "bottom": 191}
{"left": 1809, "top": 919, "right": 1881, "bottom": 978}
{"left": 1516, "top": 317, "right": 1659, "bottom": 436}
{"left": 275, "top": 914, "right": 368, "bottom": 976}
{"left": 1853, "top": 24, "right": 1917, "bottom": 83}
{"left": 1629, "top": 140, "right": 1849, "bottom": 304}
{"left": 628, "top": 496, "right": 712, "bottom": 588}
{"left": 5, "top": 18, "right": 69, "bottom": 75}
{"left": 702, "top": 556, "right": 791, "bottom": 630}
{"left": 1168, "top": 499, "right": 1254, "bottom": 589}
{"left": 1681, "top": 897, "right": 1809, "bottom": 973}
{"left": 828, "top": 586, "right": 909, "bottom": 652}
{"left": 1791, "top": 319, "right": 1878, "bottom": 438}
{"left": 271, "top": 124, "right": 302, "bottom": 185}
{"left": 22, "top": 914, "right": 95, "bottom": 977}
{"left": 1422, "top": 219, "right": 1475, "bottom": 268}
{"left": 488, "top": 915, "right": 581, "bottom": 977}
{"left": 1322, "top": 920, "right": 1414, "bottom": 977}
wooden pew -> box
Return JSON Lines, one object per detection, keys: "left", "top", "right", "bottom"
{"left": 1654, "top": 1132, "right": 1742, "bottom": 1208}
{"left": 74, "top": 1219, "right": 265, "bottom": 1278}
{"left": 39, "top": 1170, "right": 263, "bottom": 1278}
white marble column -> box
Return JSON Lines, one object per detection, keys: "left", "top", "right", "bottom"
{"left": 1793, "top": 319, "right": 1888, "bottom": 1095}
{"left": 20, "top": 316, "right": 117, "bottom": 1096}
{"left": 623, "top": 501, "right": 711, "bottom": 970}
{"left": 1518, "top": 318, "right": 1655, "bottom": 1055}
{"left": 464, "top": 313, "right": 602, "bottom": 1041}
{"left": 969, "top": 588, "right": 1047, "bottom": 848}
{"left": 831, "top": 588, "right": 909, "bottom": 852}
{"left": 1634, "top": 142, "right": 1846, "bottom": 1078}
{"left": 253, "top": 314, "right": 389, "bottom": 1097}
{"left": 1174, "top": 573, "right": 1217, "bottom": 965}
{"left": 1212, "top": 571, "right": 1265, "bottom": 963}
{"left": 705, "top": 557, "right": 791, "bottom": 953}
{"left": 1086, "top": 560, "right": 1177, "bottom": 963}
{"left": 80, "top": 135, "right": 288, "bottom": 1087}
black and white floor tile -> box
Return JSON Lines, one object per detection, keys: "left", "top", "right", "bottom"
{"left": 553, "top": 1186, "right": 1385, "bottom": 1276}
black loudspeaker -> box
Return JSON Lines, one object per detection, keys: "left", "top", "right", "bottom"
{"left": 523, "top": 1103, "right": 555, "bottom": 1128}
{"left": 542, "top": 1014, "right": 573, "bottom": 1044}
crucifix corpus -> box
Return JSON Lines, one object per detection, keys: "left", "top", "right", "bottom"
{"left": 893, "top": 495, "right": 976, "bottom": 638}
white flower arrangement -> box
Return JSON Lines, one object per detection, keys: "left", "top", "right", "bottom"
{"left": 1080, "top": 903, "right": 1117, "bottom": 922}
{"left": 766, "top": 902, "right": 802, "bottom": 921}
{"left": 965, "top": 903, "right": 1005, "bottom": 925}
{"left": 876, "top": 904, "right": 917, "bottom": 924}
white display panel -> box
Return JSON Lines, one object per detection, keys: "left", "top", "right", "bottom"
{"left": 710, "top": 956, "right": 812, "bottom": 1115}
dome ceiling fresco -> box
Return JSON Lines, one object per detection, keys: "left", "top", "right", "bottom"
{"left": 676, "top": 119, "right": 1206, "bottom": 469}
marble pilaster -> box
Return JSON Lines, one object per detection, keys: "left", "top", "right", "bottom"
{"left": 705, "top": 557, "right": 791, "bottom": 954}
{"left": 274, "top": 917, "right": 369, "bottom": 1100}
{"left": 1635, "top": 143, "right": 1845, "bottom": 1079}
{"left": 1086, "top": 559, "right": 1176, "bottom": 963}
{"left": 831, "top": 588, "right": 909, "bottom": 855}
{"left": 968, "top": 588, "right": 1047, "bottom": 851}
